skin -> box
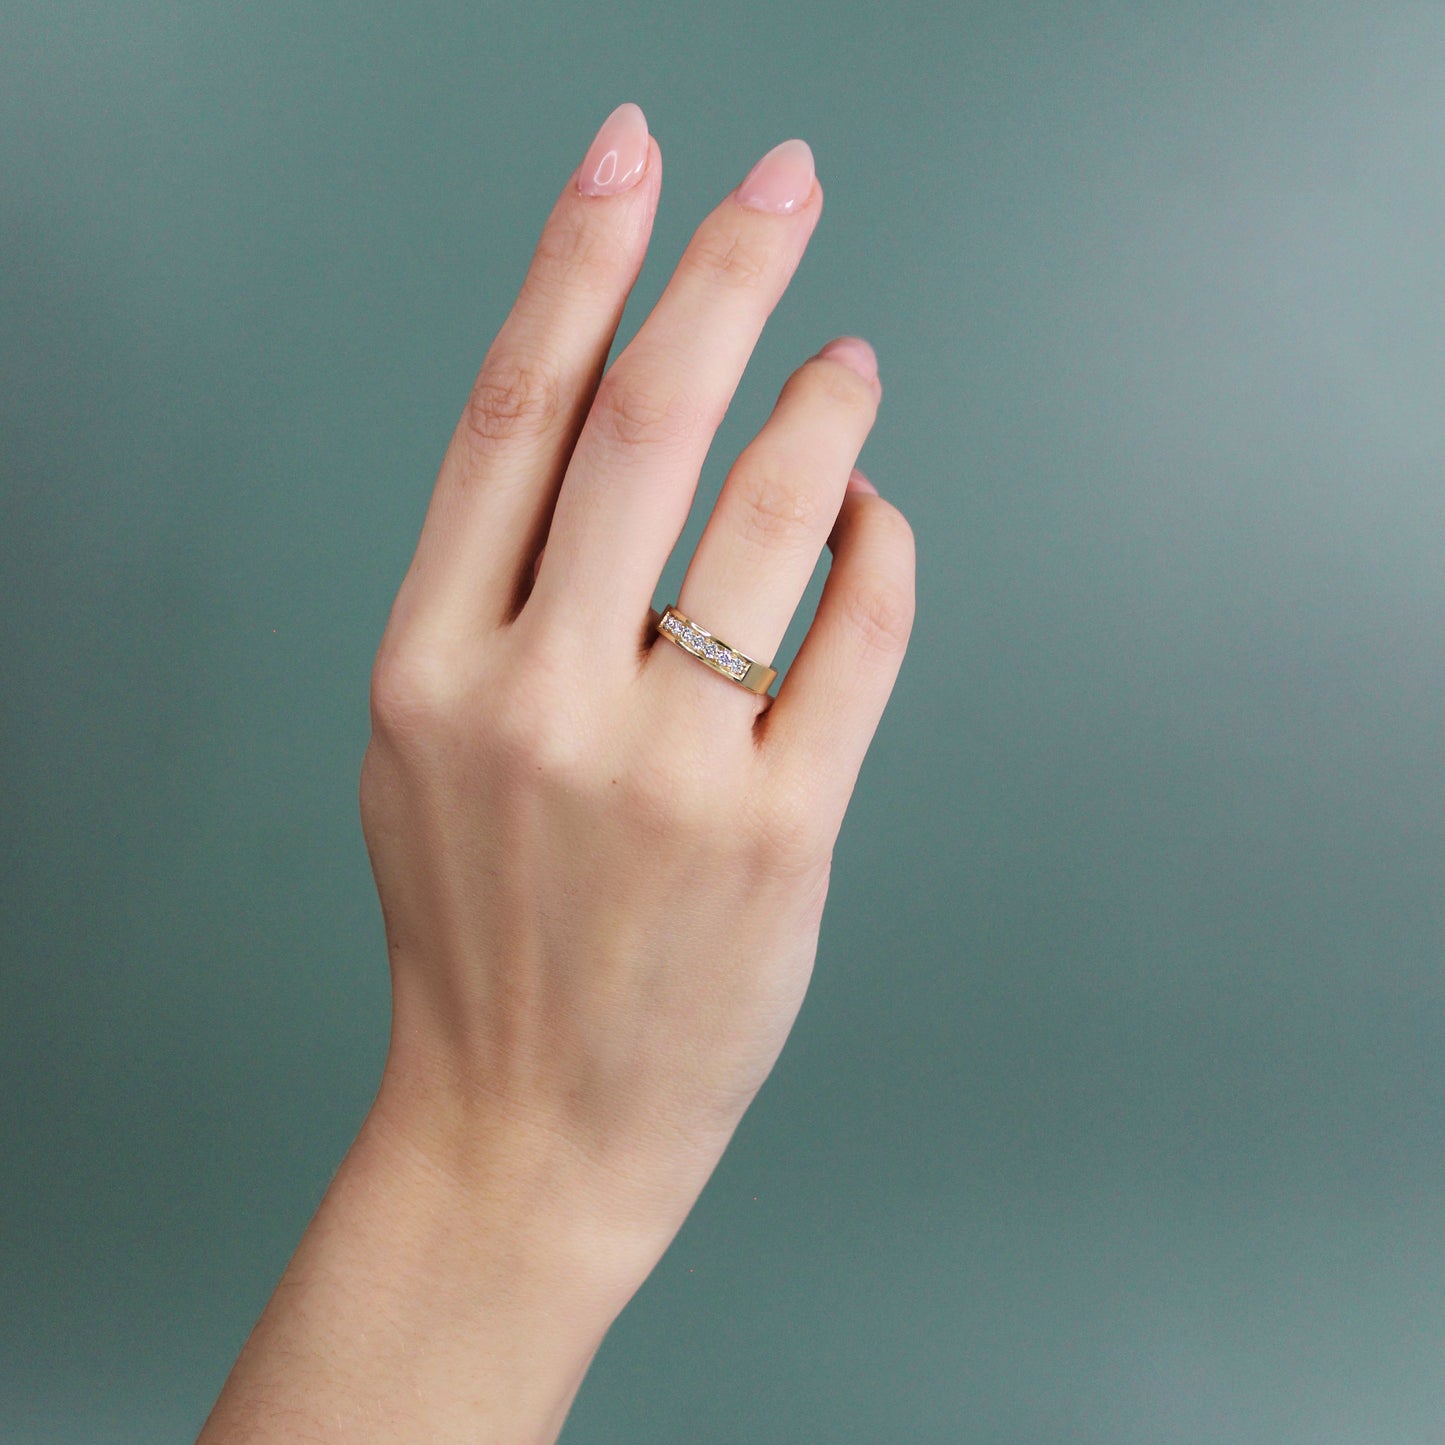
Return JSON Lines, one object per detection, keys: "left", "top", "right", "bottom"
{"left": 198, "top": 115, "right": 915, "bottom": 1443}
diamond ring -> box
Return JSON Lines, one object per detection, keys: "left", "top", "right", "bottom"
{"left": 653, "top": 605, "right": 777, "bottom": 695}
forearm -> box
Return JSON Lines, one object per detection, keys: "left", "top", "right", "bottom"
{"left": 197, "top": 1070, "right": 661, "bottom": 1444}
{"left": 199, "top": 95, "right": 912, "bottom": 1444}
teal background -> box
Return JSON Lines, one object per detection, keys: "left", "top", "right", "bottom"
{"left": 4, "top": 2, "right": 1444, "bottom": 1439}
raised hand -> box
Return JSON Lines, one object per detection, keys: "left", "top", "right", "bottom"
{"left": 200, "top": 101, "right": 914, "bottom": 1445}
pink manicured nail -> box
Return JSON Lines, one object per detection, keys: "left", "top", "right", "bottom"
{"left": 846, "top": 468, "right": 878, "bottom": 495}
{"left": 817, "top": 336, "right": 878, "bottom": 384}
{"left": 737, "top": 138, "right": 815, "bottom": 214}
{"left": 577, "top": 102, "right": 650, "bottom": 196}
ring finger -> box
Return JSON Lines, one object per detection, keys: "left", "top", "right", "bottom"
{"left": 653, "top": 336, "right": 882, "bottom": 706}
{"left": 525, "top": 138, "right": 823, "bottom": 642}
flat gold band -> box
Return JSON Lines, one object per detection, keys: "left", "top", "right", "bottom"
{"left": 653, "top": 605, "right": 778, "bottom": 694}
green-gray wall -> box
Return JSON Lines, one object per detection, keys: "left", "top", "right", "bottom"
{"left": 4, "top": 3, "right": 1443, "bottom": 1440}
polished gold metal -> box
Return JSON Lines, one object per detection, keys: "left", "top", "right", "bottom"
{"left": 653, "top": 605, "right": 777, "bottom": 694}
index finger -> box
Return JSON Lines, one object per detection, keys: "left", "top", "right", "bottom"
{"left": 526, "top": 139, "right": 822, "bottom": 643}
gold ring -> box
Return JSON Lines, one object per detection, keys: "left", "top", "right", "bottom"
{"left": 654, "top": 604, "right": 777, "bottom": 694}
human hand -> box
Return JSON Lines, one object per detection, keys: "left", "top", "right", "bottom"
{"left": 200, "top": 102, "right": 914, "bottom": 1442}
{"left": 361, "top": 101, "right": 915, "bottom": 1269}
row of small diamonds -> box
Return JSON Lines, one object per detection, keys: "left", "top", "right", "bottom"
{"left": 660, "top": 611, "right": 749, "bottom": 680}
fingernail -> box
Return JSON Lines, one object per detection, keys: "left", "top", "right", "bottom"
{"left": 577, "top": 102, "right": 650, "bottom": 196}
{"left": 737, "top": 138, "right": 815, "bottom": 214}
{"left": 846, "top": 468, "right": 878, "bottom": 495}
{"left": 817, "top": 336, "right": 878, "bottom": 384}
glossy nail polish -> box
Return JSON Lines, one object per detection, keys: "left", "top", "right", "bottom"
{"left": 578, "top": 102, "right": 650, "bottom": 196}
{"left": 737, "top": 138, "right": 815, "bottom": 214}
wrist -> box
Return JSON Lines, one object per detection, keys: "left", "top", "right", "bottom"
{"left": 364, "top": 1057, "right": 675, "bottom": 1317}
{"left": 373, "top": 991, "right": 735, "bottom": 1277}
{"left": 200, "top": 1065, "right": 659, "bottom": 1443}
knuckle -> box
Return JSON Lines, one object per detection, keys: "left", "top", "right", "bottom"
{"left": 618, "top": 713, "right": 749, "bottom": 838}
{"left": 531, "top": 210, "right": 615, "bottom": 282}
{"left": 489, "top": 696, "right": 588, "bottom": 782}
{"left": 745, "top": 776, "right": 826, "bottom": 874}
{"left": 680, "top": 223, "right": 774, "bottom": 292}
{"left": 790, "top": 354, "right": 879, "bottom": 412}
{"left": 626, "top": 746, "right": 713, "bottom": 833}
{"left": 483, "top": 640, "right": 593, "bottom": 782}
{"left": 369, "top": 639, "right": 465, "bottom": 746}
{"left": 874, "top": 502, "right": 918, "bottom": 572}
{"left": 463, "top": 351, "right": 565, "bottom": 450}
{"left": 730, "top": 459, "right": 824, "bottom": 550}
{"left": 839, "top": 570, "right": 915, "bottom": 654}
{"left": 590, "top": 370, "right": 707, "bottom": 453}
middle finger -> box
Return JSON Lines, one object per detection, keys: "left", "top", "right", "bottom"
{"left": 527, "top": 138, "right": 821, "bottom": 642}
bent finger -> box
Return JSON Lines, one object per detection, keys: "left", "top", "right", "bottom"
{"left": 757, "top": 475, "right": 916, "bottom": 832}
{"left": 650, "top": 337, "right": 881, "bottom": 715}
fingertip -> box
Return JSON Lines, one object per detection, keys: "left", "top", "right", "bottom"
{"left": 845, "top": 466, "right": 878, "bottom": 495}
